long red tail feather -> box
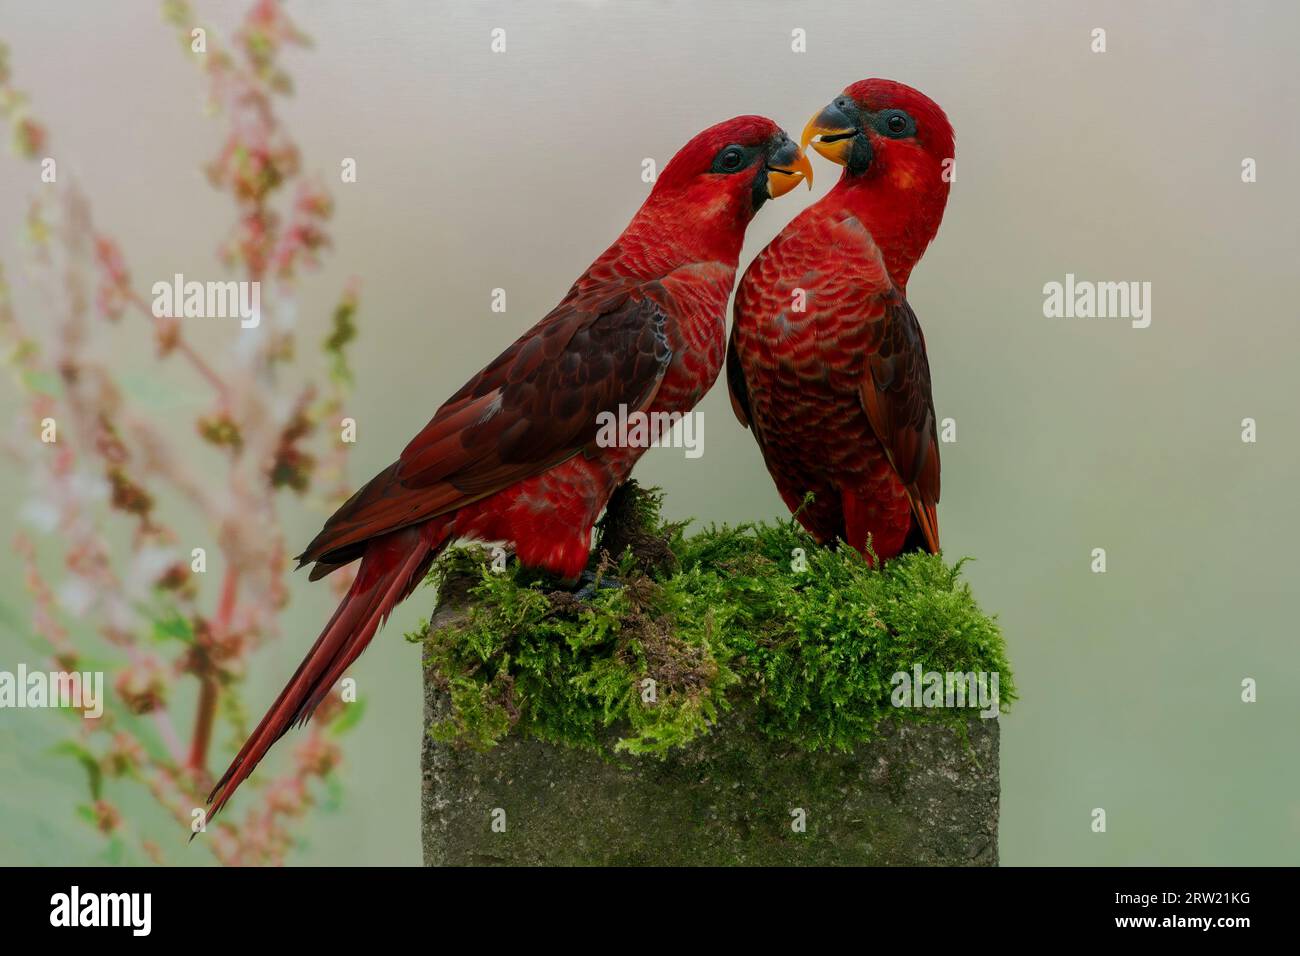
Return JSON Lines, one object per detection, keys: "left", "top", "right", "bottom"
{"left": 206, "top": 519, "right": 450, "bottom": 820}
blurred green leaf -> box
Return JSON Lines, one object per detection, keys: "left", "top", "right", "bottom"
{"left": 150, "top": 609, "right": 194, "bottom": 644}
{"left": 52, "top": 741, "right": 102, "bottom": 799}
{"left": 328, "top": 698, "right": 366, "bottom": 737}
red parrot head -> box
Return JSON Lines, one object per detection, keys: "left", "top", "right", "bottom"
{"left": 801, "top": 79, "right": 954, "bottom": 286}
{"left": 801, "top": 79, "right": 953, "bottom": 188}
{"left": 645, "top": 116, "right": 812, "bottom": 244}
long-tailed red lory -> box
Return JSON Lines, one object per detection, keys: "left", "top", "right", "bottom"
{"left": 207, "top": 117, "right": 812, "bottom": 817}
{"left": 728, "top": 79, "right": 953, "bottom": 564}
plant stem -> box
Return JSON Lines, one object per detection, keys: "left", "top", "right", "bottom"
{"left": 188, "top": 566, "right": 239, "bottom": 772}
{"left": 126, "top": 290, "right": 231, "bottom": 399}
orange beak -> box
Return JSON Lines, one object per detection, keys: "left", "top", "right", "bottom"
{"left": 801, "top": 101, "right": 859, "bottom": 167}
{"left": 765, "top": 140, "right": 814, "bottom": 197}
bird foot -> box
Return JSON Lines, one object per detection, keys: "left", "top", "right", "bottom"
{"left": 573, "top": 569, "right": 622, "bottom": 601}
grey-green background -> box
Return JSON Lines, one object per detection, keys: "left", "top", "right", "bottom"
{"left": 1, "top": 0, "right": 1296, "bottom": 865}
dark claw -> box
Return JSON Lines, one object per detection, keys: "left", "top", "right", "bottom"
{"left": 574, "top": 569, "right": 622, "bottom": 601}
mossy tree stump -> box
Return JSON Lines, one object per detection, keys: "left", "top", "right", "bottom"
{"left": 415, "top": 484, "right": 1006, "bottom": 866}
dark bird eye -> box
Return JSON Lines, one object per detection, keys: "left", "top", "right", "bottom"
{"left": 713, "top": 146, "right": 746, "bottom": 173}
{"left": 881, "top": 110, "right": 915, "bottom": 138}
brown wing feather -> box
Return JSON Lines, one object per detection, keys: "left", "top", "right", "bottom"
{"left": 725, "top": 324, "right": 753, "bottom": 429}
{"left": 858, "top": 292, "right": 941, "bottom": 552}
{"left": 298, "top": 284, "right": 674, "bottom": 571}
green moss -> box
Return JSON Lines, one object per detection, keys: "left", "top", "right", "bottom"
{"left": 407, "top": 483, "right": 1014, "bottom": 757}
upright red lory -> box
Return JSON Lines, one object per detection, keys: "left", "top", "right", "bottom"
{"left": 728, "top": 80, "right": 954, "bottom": 563}
{"left": 207, "top": 117, "right": 811, "bottom": 816}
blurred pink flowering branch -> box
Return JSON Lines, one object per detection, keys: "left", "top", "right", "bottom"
{"left": 0, "top": 1, "right": 365, "bottom": 865}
